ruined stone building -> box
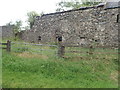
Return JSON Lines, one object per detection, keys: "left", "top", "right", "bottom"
{"left": 20, "top": 2, "right": 120, "bottom": 47}
{"left": 0, "top": 25, "right": 14, "bottom": 39}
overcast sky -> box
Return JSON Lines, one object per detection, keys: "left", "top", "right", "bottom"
{"left": 0, "top": 0, "right": 119, "bottom": 26}
{"left": 0, "top": 0, "right": 62, "bottom": 26}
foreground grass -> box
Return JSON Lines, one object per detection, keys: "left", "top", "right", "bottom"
{"left": 2, "top": 47, "right": 118, "bottom": 88}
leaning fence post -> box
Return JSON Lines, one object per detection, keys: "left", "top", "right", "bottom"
{"left": 6, "top": 40, "right": 11, "bottom": 52}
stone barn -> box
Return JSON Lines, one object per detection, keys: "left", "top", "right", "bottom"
{"left": 20, "top": 2, "right": 120, "bottom": 47}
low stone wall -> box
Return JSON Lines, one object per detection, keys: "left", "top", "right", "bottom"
{"left": 20, "top": 4, "right": 119, "bottom": 47}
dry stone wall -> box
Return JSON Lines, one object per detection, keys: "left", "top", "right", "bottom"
{"left": 0, "top": 25, "right": 14, "bottom": 39}
{"left": 21, "top": 5, "right": 119, "bottom": 47}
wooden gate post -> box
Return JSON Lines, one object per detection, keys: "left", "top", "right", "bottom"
{"left": 58, "top": 41, "right": 65, "bottom": 57}
{"left": 89, "top": 45, "right": 94, "bottom": 55}
{"left": 6, "top": 40, "right": 11, "bottom": 52}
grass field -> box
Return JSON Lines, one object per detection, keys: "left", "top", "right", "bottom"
{"left": 1, "top": 41, "right": 118, "bottom": 88}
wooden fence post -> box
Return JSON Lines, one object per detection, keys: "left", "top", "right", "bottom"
{"left": 58, "top": 41, "right": 65, "bottom": 57}
{"left": 89, "top": 45, "right": 94, "bottom": 55}
{"left": 6, "top": 40, "right": 11, "bottom": 52}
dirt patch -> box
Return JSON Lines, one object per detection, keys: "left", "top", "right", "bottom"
{"left": 13, "top": 52, "right": 48, "bottom": 59}
{"left": 63, "top": 56, "right": 103, "bottom": 62}
{"left": 62, "top": 56, "right": 86, "bottom": 62}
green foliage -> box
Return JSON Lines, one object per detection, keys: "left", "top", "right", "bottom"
{"left": 13, "top": 20, "right": 22, "bottom": 34}
{"left": 56, "top": 0, "right": 82, "bottom": 11}
{"left": 27, "top": 11, "right": 38, "bottom": 29}
{"left": 6, "top": 20, "right": 22, "bottom": 34}
{"left": 56, "top": 0, "right": 75, "bottom": 11}
{"left": 27, "top": 11, "right": 44, "bottom": 29}
{"left": 81, "top": 0, "right": 104, "bottom": 6}
{"left": 56, "top": 0, "right": 104, "bottom": 11}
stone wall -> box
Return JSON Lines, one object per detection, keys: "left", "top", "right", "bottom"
{"left": 0, "top": 25, "right": 14, "bottom": 39}
{"left": 20, "top": 4, "right": 119, "bottom": 47}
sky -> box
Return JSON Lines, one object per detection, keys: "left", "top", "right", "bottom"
{"left": 0, "top": 0, "right": 62, "bottom": 26}
{"left": 0, "top": 0, "right": 119, "bottom": 27}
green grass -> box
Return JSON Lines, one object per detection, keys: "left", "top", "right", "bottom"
{"left": 2, "top": 42, "right": 118, "bottom": 88}
{"left": 0, "top": 49, "right": 2, "bottom": 88}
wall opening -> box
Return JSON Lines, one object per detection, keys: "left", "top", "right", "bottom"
{"left": 117, "top": 14, "right": 119, "bottom": 23}
{"left": 38, "top": 36, "right": 41, "bottom": 41}
{"left": 95, "top": 39, "right": 99, "bottom": 42}
{"left": 58, "top": 36, "right": 62, "bottom": 42}
{"left": 80, "top": 37, "right": 86, "bottom": 39}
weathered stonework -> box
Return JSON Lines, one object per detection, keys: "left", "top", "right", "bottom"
{"left": 20, "top": 3, "right": 119, "bottom": 47}
{"left": 0, "top": 25, "right": 14, "bottom": 39}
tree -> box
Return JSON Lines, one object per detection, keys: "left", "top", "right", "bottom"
{"left": 5, "top": 20, "right": 22, "bottom": 40}
{"left": 27, "top": 11, "right": 41, "bottom": 29}
{"left": 81, "top": 0, "right": 104, "bottom": 6}
{"left": 6, "top": 21, "right": 13, "bottom": 26}
{"left": 6, "top": 20, "right": 22, "bottom": 34}
{"left": 56, "top": 0, "right": 81, "bottom": 11}
{"left": 13, "top": 20, "right": 22, "bottom": 33}
{"left": 56, "top": 0, "right": 104, "bottom": 11}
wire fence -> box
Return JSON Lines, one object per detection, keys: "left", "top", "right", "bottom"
{"left": 11, "top": 42, "right": 58, "bottom": 57}
{"left": 9, "top": 41, "right": 119, "bottom": 59}
{"left": 0, "top": 40, "right": 118, "bottom": 59}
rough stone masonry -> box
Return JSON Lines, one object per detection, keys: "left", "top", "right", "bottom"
{"left": 20, "top": 2, "right": 120, "bottom": 47}
{"left": 0, "top": 25, "right": 14, "bottom": 39}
